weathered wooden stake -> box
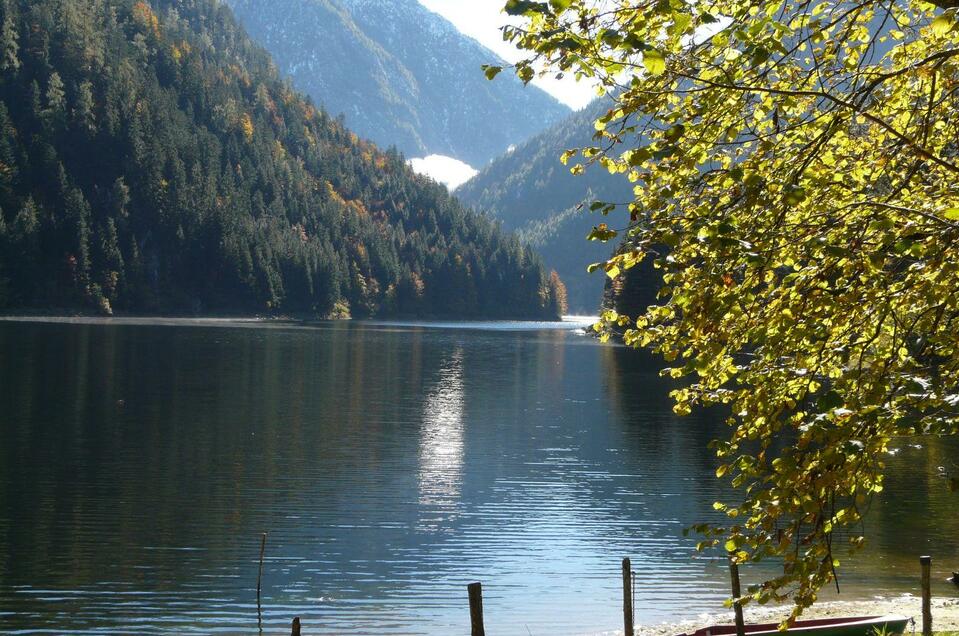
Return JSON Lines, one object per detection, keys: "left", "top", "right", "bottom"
{"left": 291, "top": 616, "right": 301, "bottom": 636}
{"left": 468, "top": 582, "right": 485, "bottom": 636}
{"left": 257, "top": 532, "right": 267, "bottom": 604}
{"left": 729, "top": 554, "right": 745, "bottom": 636}
{"left": 623, "top": 557, "right": 634, "bottom": 636}
{"left": 920, "top": 555, "right": 932, "bottom": 636}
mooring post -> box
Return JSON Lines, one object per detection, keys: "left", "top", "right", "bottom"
{"left": 729, "top": 553, "right": 745, "bottom": 636}
{"left": 921, "top": 555, "right": 932, "bottom": 636}
{"left": 257, "top": 532, "right": 268, "bottom": 631}
{"left": 622, "top": 557, "right": 634, "bottom": 636}
{"left": 257, "top": 532, "right": 267, "bottom": 603}
{"left": 291, "top": 616, "right": 301, "bottom": 636}
{"left": 468, "top": 582, "right": 485, "bottom": 636}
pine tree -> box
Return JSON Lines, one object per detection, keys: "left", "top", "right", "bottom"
{"left": 74, "top": 80, "right": 96, "bottom": 134}
{"left": 8, "top": 196, "right": 38, "bottom": 303}
{"left": 0, "top": 2, "right": 19, "bottom": 73}
{"left": 45, "top": 72, "right": 65, "bottom": 113}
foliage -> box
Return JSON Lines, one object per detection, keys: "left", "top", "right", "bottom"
{"left": 0, "top": 0, "right": 561, "bottom": 320}
{"left": 499, "top": 0, "right": 959, "bottom": 617}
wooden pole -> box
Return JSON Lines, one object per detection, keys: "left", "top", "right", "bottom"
{"left": 257, "top": 532, "right": 267, "bottom": 604}
{"left": 291, "top": 616, "right": 301, "bottom": 636}
{"left": 468, "top": 582, "right": 485, "bottom": 636}
{"left": 729, "top": 554, "right": 745, "bottom": 636}
{"left": 920, "top": 555, "right": 932, "bottom": 636}
{"left": 623, "top": 557, "right": 634, "bottom": 636}
{"left": 257, "top": 532, "right": 267, "bottom": 631}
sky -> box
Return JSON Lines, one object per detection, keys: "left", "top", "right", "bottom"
{"left": 417, "top": 0, "right": 598, "bottom": 110}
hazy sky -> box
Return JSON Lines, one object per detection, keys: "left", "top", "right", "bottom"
{"left": 417, "top": 0, "right": 597, "bottom": 110}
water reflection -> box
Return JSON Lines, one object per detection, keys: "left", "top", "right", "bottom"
{"left": 417, "top": 349, "right": 465, "bottom": 517}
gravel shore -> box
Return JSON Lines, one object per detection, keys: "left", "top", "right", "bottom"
{"left": 624, "top": 596, "right": 959, "bottom": 636}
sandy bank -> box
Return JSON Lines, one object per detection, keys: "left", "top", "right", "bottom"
{"left": 622, "top": 596, "right": 959, "bottom": 636}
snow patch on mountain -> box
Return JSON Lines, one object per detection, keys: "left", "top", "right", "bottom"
{"left": 408, "top": 155, "right": 478, "bottom": 190}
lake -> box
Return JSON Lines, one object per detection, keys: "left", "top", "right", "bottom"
{"left": 0, "top": 318, "right": 956, "bottom": 635}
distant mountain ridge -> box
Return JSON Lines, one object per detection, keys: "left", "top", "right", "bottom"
{"left": 457, "top": 98, "right": 635, "bottom": 312}
{"left": 222, "top": 0, "right": 570, "bottom": 168}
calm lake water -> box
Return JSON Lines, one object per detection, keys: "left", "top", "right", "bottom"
{"left": 0, "top": 318, "right": 956, "bottom": 635}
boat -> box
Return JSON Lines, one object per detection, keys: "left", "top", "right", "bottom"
{"left": 679, "top": 615, "right": 911, "bottom": 636}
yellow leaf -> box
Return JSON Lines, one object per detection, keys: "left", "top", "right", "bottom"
{"left": 932, "top": 14, "right": 954, "bottom": 36}
{"left": 643, "top": 49, "right": 666, "bottom": 76}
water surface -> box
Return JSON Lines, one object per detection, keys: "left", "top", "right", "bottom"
{"left": 0, "top": 318, "right": 956, "bottom": 635}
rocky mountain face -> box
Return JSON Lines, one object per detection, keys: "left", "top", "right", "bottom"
{"left": 222, "top": 0, "right": 570, "bottom": 169}
{"left": 457, "top": 98, "right": 638, "bottom": 313}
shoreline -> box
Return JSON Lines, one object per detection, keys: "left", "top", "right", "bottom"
{"left": 624, "top": 596, "right": 959, "bottom": 636}
{"left": 0, "top": 312, "right": 580, "bottom": 325}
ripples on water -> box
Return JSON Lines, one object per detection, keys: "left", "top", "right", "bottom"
{"left": 0, "top": 318, "right": 956, "bottom": 635}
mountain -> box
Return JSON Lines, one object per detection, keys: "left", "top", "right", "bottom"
{"left": 222, "top": 0, "right": 570, "bottom": 170}
{"left": 0, "top": 0, "right": 566, "bottom": 320}
{"left": 457, "top": 98, "right": 635, "bottom": 313}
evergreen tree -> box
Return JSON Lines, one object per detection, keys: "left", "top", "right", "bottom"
{"left": 0, "top": 2, "right": 18, "bottom": 73}
{"left": 44, "top": 72, "right": 64, "bottom": 114}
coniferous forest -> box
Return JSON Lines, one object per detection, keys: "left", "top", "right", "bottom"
{"left": 0, "top": 0, "right": 567, "bottom": 319}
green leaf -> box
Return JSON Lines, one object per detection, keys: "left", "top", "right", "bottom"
{"left": 601, "top": 29, "right": 622, "bottom": 45}
{"left": 588, "top": 224, "right": 618, "bottom": 242}
{"left": 643, "top": 49, "right": 666, "bottom": 76}
{"left": 944, "top": 207, "right": 959, "bottom": 221}
{"left": 482, "top": 65, "right": 503, "bottom": 81}
{"left": 626, "top": 147, "right": 651, "bottom": 166}
{"left": 504, "top": 0, "right": 549, "bottom": 16}
{"left": 671, "top": 13, "right": 693, "bottom": 35}
{"left": 817, "top": 391, "right": 843, "bottom": 411}
{"left": 783, "top": 185, "right": 807, "bottom": 206}
{"left": 664, "top": 124, "right": 686, "bottom": 142}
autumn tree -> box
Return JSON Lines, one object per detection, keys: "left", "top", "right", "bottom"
{"left": 494, "top": 0, "right": 959, "bottom": 618}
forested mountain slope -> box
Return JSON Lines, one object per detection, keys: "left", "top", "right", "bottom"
{"left": 457, "top": 98, "right": 635, "bottom": 312}
{"left": 0, "top": 0, "right": 565, "bottom": 319}
{"left": 222, "top": 0, "right": 570, "bottom": 168}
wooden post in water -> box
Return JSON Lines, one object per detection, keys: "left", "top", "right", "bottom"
{"left": 729, "top": 553, "right": 746, "bottom": 636}
{"left": 468, "top": 582, "right": 485, "bottom": 636}
{"left": 257, "top": 532, "right": 267, "bottom": 631}
{"left": 291, "top": 616, "right": 301, "bottom": 636}
{"left": 622, "top": 557, "right": 634, "bottom": 636}
{"left": 257, "top": 532, "right": 267, "bottom": 603}
{"left": 920, "top": 555, "right": 932, "bottom": 636}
